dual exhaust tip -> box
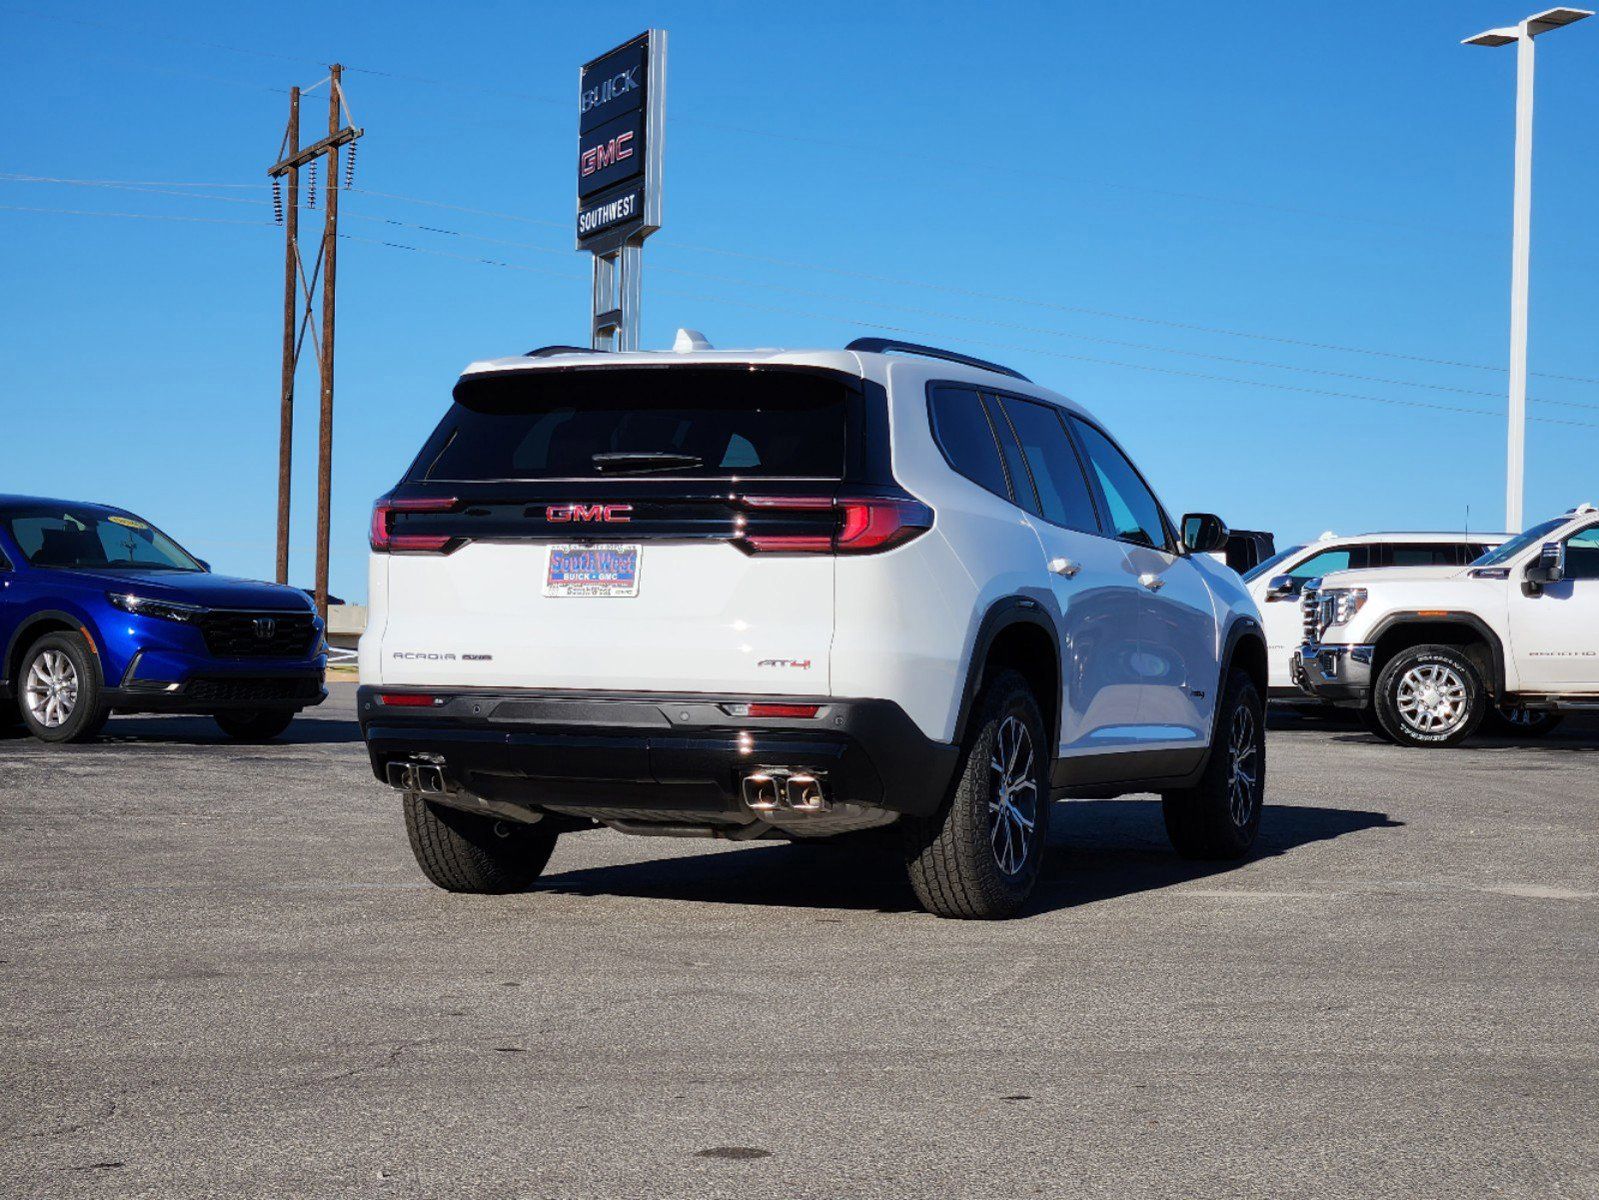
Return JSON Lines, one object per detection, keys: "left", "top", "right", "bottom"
{"left": 385, "top": 758, "right": 448, "bottom": 795}
{"left": 741, "top": 769, "right": 829, "bottom": 814}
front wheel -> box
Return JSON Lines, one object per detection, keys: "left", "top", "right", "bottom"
{"left": 901, "top": 669, "right": 1050, "bottom": 920}
{"left": 1373, "top": 644, "right": 1486, "bottom": 748}
{"left": 1162, "top": 669, "right": 1266, "bottom": 859}
{"left": 213, "top": 710, "right": 296, "bottom": 742}
{"left": 404, "top": 794, "right": 559, "bottom": 894}
{"left": 18, "top": 632, "right": 109, "bottom": 744}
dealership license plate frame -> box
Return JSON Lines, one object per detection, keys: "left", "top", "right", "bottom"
{"left": 544, "top": 543, "right": 642, "bottom": 598}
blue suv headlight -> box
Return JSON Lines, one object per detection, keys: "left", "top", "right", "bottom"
{"left": 107, "top": 593, "right": 207, "bottom": 623}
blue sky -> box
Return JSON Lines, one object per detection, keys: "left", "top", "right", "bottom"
{"left": 6, "top": 1, "right": 1598, "bottom": 601}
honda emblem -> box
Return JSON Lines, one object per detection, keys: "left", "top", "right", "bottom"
{"left": 253, "top": 617, "right": 277, "bottom": 639}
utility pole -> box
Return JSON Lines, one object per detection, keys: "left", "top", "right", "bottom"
{"left": 267, "top": 64, "right": 362, "bottom": 619}
{"left": 274, "top": 87, "right": 299, "bottom": 586}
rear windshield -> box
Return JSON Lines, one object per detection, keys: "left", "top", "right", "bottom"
{"left": 413, "top": 367, "right": 855, "bottom": 482}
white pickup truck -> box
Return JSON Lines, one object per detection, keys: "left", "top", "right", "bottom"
{"left": 1292, "top": 505, "right": 1599, "bottom": 747}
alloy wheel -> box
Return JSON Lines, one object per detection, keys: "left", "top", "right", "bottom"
{"left": 25, "top": 650, "right": 79, "bottom": 729}
{"left": 1227, "top": 704, "right": 1259, "bottom": 827}
{"left": 988, "top": 715, "right": 1038, "bottom": 876}
{"left": 1396, "top": 663, "right": 1470, "bottom": 736}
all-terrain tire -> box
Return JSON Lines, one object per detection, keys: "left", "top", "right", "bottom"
{"left": 213, "top": 709, "right": 297, "bottom": 742}
{"left": 403, "top": 794, "right": 559, "bottom": 894}
{"left": 902, "top": 669, "right": 1050, "bottom": 920}
{"left": 1359, "top": 705, "right": 1397, "bottom": 743}
{"left": 1162, "top": 669, "right": 1266, "bottom": 859}
{"left": 16, "top": 631, "right": 110, "bottom": 744}
{"left": 1483, "top": 704, "right": 1564, "bottom": 739}
{"left": 1373, "top": 644, "right": 1485, "bottom": 748}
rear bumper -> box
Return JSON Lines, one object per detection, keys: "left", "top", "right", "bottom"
{"left": 1291, "top": 643, "right": 1374, "bottom": 707}
{"left": 357, "top": 686, "right": 959, "bottom": 822}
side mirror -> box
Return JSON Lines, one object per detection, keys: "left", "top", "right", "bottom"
{"left": 1181, "top": 512, "right": 1229, "bottom": 555}
{"left": 1525, "top": 541, "right": 1564, "bottom": 587}
{"left": 1265, "top": 573, "right": 1299, "bottom": 601}
{"left": 195, "top": 559, "right": 211, "bottom": 573}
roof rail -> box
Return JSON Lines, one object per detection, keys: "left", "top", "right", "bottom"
{"left": 525, "top": 344, "right": 602, "bottom": 358}
{"left": 845, "top": 337, "right": 1029, "bottom": 382}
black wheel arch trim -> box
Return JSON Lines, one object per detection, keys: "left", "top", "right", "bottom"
{"left": 1366, "top": 612, "right": 1506, "bottom": 693}
{"left": 1219, "top": 615, "right": 1267, "bottom": 694}
{"left": 2, "top": 608, "right": 106, "bottom": 695}
{"left": 951, "top": 595, "right": 1063, "bottom": 752}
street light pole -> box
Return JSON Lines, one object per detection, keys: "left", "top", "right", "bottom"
{"left": 1464, "top": 7, "right": 1592, "bottom": 533}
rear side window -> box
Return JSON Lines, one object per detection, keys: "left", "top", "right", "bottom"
{"left": 994, "top": 396, "right": 1099, "bottom": 533}
{"left": 416, "top": 368, "right": 854, "bottom": 481}
{"left": 1383, "top": 543, "right": 1468, "bottom": 567}
{"left": 928, "top": 385, "right": 1012, "bottom": 501}
{"left": 1068, "top": 418, "right": 1170, "bottom": 550}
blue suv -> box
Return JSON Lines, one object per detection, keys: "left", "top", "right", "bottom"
{"left": 0, "top": 496, "right": 326, "bottom": 743}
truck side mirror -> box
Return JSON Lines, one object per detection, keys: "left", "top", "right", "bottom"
{"left": 1265, "top": 574, "right": 1298, "bottom": 601}
{"left": 1181, "top": 512, "right": 1229, "bottom": 555}
{"left": 1525, "top": 541, "right": 1564, "bottom": 588}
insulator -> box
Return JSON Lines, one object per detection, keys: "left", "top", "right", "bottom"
{"left": 307, "top": 161, "right": 317, "bottom": 209}
{"left": 271, "top": 178, "right": 283, "bottom": 226}
{"left": 344, "top": 141, "right": 357, "bottom": 189}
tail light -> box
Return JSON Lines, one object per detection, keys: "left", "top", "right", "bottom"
{"left": 370, "top": 496, "right": 459, "bottom": 553}
{"left": 738, "top": 495, "right": 933, "bottom": 555}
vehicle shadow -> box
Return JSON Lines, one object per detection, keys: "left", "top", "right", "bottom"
{"left": 89, "top": 716, "right": 364, "bottom": 747}
{"left": 534, "top": 799, "right": 1402, "bottom": 917}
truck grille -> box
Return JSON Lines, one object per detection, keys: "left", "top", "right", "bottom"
{"left": 194, "top": 611, "right": 318, "bottom": 659}
{"left": 1301, "top": 585, "right": 1339, "bottom": 645}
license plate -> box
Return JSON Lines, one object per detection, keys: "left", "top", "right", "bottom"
{"left": 544, "top": 544, "right": 641, "bottom": 598}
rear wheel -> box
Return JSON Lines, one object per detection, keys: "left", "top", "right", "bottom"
{"left": 213, "top": 710, "right": 296, "bottom": 742}
{"left": 1483, "top": 704, "right": 1564, "bottom": 739}
{"left": 18, "top": 632, "right": 109, "bottom": 744}
{"left": 1373, "top": 644, "right": 1485, "bottom": 748}
{"left": 404, "top": 794, "right": 559, "bottom": 894}
{"left": 1162, "top": 669, "right": 1265, "bottom": 859}
{"left": 902, "top": 669, "right": 1049, "bottom": 920}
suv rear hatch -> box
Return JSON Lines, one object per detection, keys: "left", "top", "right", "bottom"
{"left": 370, "top": 363, "right": 922, "bottom": 696}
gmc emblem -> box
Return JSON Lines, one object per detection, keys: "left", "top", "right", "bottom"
{"left": 546, "top": 503, "right": 633, "bottom": 523}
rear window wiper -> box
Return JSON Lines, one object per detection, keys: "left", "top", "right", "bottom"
{"left": 592, "top": 451, "right": 704, "bottom": 475}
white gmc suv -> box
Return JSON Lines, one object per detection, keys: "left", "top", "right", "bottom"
{"left": 358, "top": 337, "right": 1268, "bottom": 919}
{"left": 1293, "top": 505, "right": 1599, "bottom": 747}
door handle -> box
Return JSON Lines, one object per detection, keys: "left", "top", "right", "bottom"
{"left": 1139, "top": 573, "right": 1165, "bottom": 592}
{"left": 1048, "top": 557, "right": 1081, "bottom": 578}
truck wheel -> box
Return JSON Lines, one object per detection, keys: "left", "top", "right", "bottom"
{"left": 1359, "top": 706, "right": 1397, "bottom": 743}
{"left": 403, "top": 794, "right": 559, "bottom": 894}
{"left": 902, "top": 669, "right": 1050, "bottom": 920}
{"left": 1373, "top": 645, "right": 1485, "bottom": 748}
{"left": 1162, "top": 669, "right": 1265, "bottom": 859}
{"left": 1484, "top": 705, "right": 1564, "bottom": 739}
{"left": 213, "top": 710, "right": 296, "bottom": 742}
{"left": 18, "top": 632, "right": 109, "bottom": 744}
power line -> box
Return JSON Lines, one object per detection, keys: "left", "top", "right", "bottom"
{"left": 0, "top": 203, "right": 272, "bottom": 227}
{"left": 11, "top": 169, "right": 1599, "bottom": 390}
{"left": 328, "top": 230, "right": 1599, "bottom": 432}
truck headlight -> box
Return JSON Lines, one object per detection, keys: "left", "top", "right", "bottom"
{"left": 107, "top": 593, "right": 206, "bottom": 623}
{"left": 1322, "top": 587, "right": 1367, "bottom": 627}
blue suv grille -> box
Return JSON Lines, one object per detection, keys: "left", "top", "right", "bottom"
{"left": 194, "top": 611, "right": 317, "bottom": 659}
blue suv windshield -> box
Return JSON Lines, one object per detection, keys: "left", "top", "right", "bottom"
{"left": 5, "top": 507, "right": 203, "bottom": 572}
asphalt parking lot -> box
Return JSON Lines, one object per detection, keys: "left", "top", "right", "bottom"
{"left": 3, "top": 684, "right": 1597, "bottom": 1199}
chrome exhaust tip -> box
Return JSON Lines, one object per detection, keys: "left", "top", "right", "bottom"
{"left": 783, "top": 773, "right": 830, "bottom": 813}
{"left": 385, "top": 758, "right": 449, "bottom": 795}
{"left": 741, "top": 771, "right": 783, "bottom": 812}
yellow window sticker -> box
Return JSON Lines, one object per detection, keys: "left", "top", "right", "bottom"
{"left": 108, "top": 516, "right": 148, "bottom": 530}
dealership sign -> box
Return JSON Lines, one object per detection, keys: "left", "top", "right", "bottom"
{"left": 576, "top": 31, "right": 664, "bottom": 252}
